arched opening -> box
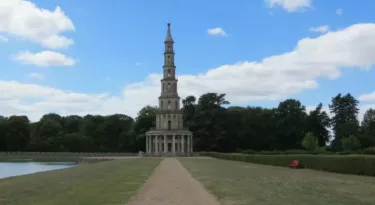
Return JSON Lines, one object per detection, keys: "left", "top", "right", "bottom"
{"left": 175, "top": 101, "right": 178, "bottom": 109}
{"left": 168, "top": 100, "right": 172, "bottom": 109}
{"left": 168, "top": 120, "right": 171, "bottom": 130}
{"left": 167, "top": 69, "right": 171, "bottom": 77}
{"left": 167, "top": 83, "right": 171, "bottom": 91}
{"left": 161, "top": 101, "right": 163, "bottom": 109}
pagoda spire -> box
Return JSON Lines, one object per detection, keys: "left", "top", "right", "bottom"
{"left": 165, "top": 23, "right": 173, "bottom": 42}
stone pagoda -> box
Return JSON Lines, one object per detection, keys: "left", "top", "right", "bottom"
{"left": 145, "top": 23, "right": 193, "bottom": 156}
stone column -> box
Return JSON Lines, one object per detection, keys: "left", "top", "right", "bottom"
{"left": 181, "top": 135, "right": 185, "bottom": 153}
{"left": 155, "top": 135, "right": 159, "bottom": 153}
{"left": 187, "top": 135, "right": 190, "bottom": 153}
{"left": 172, "top": 135, "right": 175, "bottom": 153}
{"left": 148, "top": 136, "right": 151, "bottom": 153}
{"left": 191, "top": 135, "right": 193, "bottom": 153}
{"left": 176, "top": 136, "right": 179, "bottom": 153}
{"left": 146, "top": 135, "right": 149, "bottom": 153}
{"left": 164, "top": 135, "right": 167, "bottom": 153}
{"left": 179, "top": 136, "right": 181, "bottom": 152}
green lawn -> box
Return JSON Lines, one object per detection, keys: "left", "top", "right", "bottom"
{"left": 0, "top": 155, "right": 78, "bottom": 162}
{"left": 0, "top": 152, "right": 136, "bottom": 162}
{"left": 0, "top": 158, "right": 160, "bottom": 205}
{"left": 179, "top": 157, "right": 375, "bottom": 205}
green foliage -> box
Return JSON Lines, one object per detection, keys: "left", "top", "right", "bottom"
{"left": 0, "top": 92, "right": 374, "bottom": 153}
{"left": 341, "top": 135, "right": 362, "bottom": 151}
{"left": 362, "top": 147, "right": 375, "bottom": 155}
{"left": 206, "top": 152, "right": 375, "bottom": 176}
{"left": 302, "top": 132, "right": 318, "bottom": 151}
{"left": 305, "top": 103, "right": 331, "bottom": 146}
{"left": 329, "top": 93, "right": 360, "bottom": 150}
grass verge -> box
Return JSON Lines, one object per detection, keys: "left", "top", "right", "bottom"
{"left": 0, "top": 152, "right": 137, "bottom": 162}
{"left": 179, "top": 157, "right": 375, "bottom": 205}
{"left": 0, "top": 158, "right": 160, "bottom": 205}
{"left": 203, "top": 152, "right": 375, "bottom": 176}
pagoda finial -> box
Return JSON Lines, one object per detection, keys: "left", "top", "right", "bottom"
{"left": 165, "top": 22, "right": 173, "bottom": 42}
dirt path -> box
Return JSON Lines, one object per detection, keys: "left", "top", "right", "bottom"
{"left": 125, "top": 158, "right": 220, "bottom": 205}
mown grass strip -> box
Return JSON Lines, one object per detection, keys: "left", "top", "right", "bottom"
{"left": 0, "top": 158, "right": 160, "bottom": 205}
{"left": 180, "top": 157, "right": 375, "bottom": 205}
{"left": 0, "top": 152, "right": 137, "bottom": 162}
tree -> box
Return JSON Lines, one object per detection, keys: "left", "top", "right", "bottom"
{"left": 4, "top": 116, "right": 30, "bottom": 151}
{"left": 302, "top": 132, "right": 318, "bottom": 151}
{"left": 0, "top": 92, "right": 369, "bottom": 153}
{"left": 362, "top": 108, "right": 375, "bottom": 128}
{"left": 355, "top": 108, "right": 375, "bottom": 148}
{"left": 329, "top": 93, "right": 359, "bottom": 150}
{"left": 305, "top": 103, "right": 331, "bottom": 146}
{"left": 193, "top": 93, "right": 229, "bottom": 151}
{"left": 33, "top": 118, "right": 64, "bottom": 151}
{"left": 182, "top": 95, "right": 197, "bottom": 128}
{"left": 0, "top": 116, "right": 7, "bottom": 151}
{"left": 132, "top": 106, "right": 157, "bottom": 152}
{"left": 274, "top": 99, "right": 307, "bottom": 150}
{"left": 341, "top": 135, "right": 361, "bottom": 151}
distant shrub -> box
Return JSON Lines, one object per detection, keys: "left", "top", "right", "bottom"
{"left": 362, "top": 147, "right": 375, "bottom": 155}
{"left": 342, "top": 135, "right": 361, "bottom": 151}
{"left": 302, "top": 132, "right": 318, "bottom": 151}
{"left": 205, "top": 152, "right": 375, "bottom": 177}
{"left": 241, "top": 149, "right": 256, "bottom": 154}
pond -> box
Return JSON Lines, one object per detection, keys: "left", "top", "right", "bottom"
{"left": 0, "top": 162, "right": 76, "bottom": 179}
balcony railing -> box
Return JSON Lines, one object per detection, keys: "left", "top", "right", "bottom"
{"left": 149, "top": 127, "right": 190, "bottom": 131}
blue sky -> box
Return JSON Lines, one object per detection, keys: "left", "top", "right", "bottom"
{"left": 1, "top": 0, "right": 375, "bottom": 121}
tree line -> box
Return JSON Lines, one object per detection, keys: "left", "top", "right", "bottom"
{"left": 0, "top": 92, "right": 375, "bottom": 153}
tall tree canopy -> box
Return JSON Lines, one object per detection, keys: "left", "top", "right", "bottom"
{"left": 0, "top": 92, "right": 373, "bottom": 153}
{"left": 329, "top": 93, "right": 360, "bottom": 150}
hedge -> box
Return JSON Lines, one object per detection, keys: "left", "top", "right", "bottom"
{"left": 204, "top": 152, "right": 375, "bottom": 177}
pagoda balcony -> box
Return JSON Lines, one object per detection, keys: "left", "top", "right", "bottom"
{"left": 149, "top": 127, "right": 190, "bottom": 131}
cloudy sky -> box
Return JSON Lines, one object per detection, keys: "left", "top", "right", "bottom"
{"left": 1, "top": 0, "right": 375, "bottom": 122}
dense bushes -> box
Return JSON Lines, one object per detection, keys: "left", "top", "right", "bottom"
{"left": 239, "top": 149, "right": 336, "bottom": 155}
{"left": 205, "top": 152, "right": 375, "bottom": 176}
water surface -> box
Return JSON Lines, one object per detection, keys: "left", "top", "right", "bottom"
{"left": 0, "top": 161, "right": 76, "bottom": 179}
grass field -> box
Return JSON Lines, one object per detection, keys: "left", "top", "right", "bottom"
{"left": 0, "top": 158, "right": 160, "bottom": 205}
{"left": 179, "top": 157, "right": 375, "bottom": 205}
{"left": 0, "top": 152, "right": 137, "bottom": 162}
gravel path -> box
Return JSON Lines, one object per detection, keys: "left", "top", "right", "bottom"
{"left": 125, "top": 158, "right": 220, "bottom": 205}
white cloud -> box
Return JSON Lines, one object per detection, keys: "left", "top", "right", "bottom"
{"left": 0, "top": 0, "right": 75, "bottom": 49}
{"left": 336, "top": 8, "right": 343, "bottom": 16}
{"left": 0, "top": 81, "right": 119, "bottom": 122}
{"left": 14, "top": 50, "right": 76, "bottom": 67}
{"left": 309, "top": 25, "right": 330, "bottom": 33}
{"left": 121, "top": 23, "right": 375, "bottom": 115}
{"left": 28, "top": 72, "right": 45, "bottom": 80}
{"left": 358, "top": 91, "right": 375, "bottom": 102}
{"left": 0, "top": 35, "right": 8, "bottom": 42}
{"left": 207, "top": 27, "right": 227, "bottom": 36}
{"left": 265, "top": 0, "right": 311, "bottom": 12}
{"left": 2, "top": 23, "right": 375, "bottom": 122}
{"left": 135, "top": 62, "right": 142, "bottom": 66}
